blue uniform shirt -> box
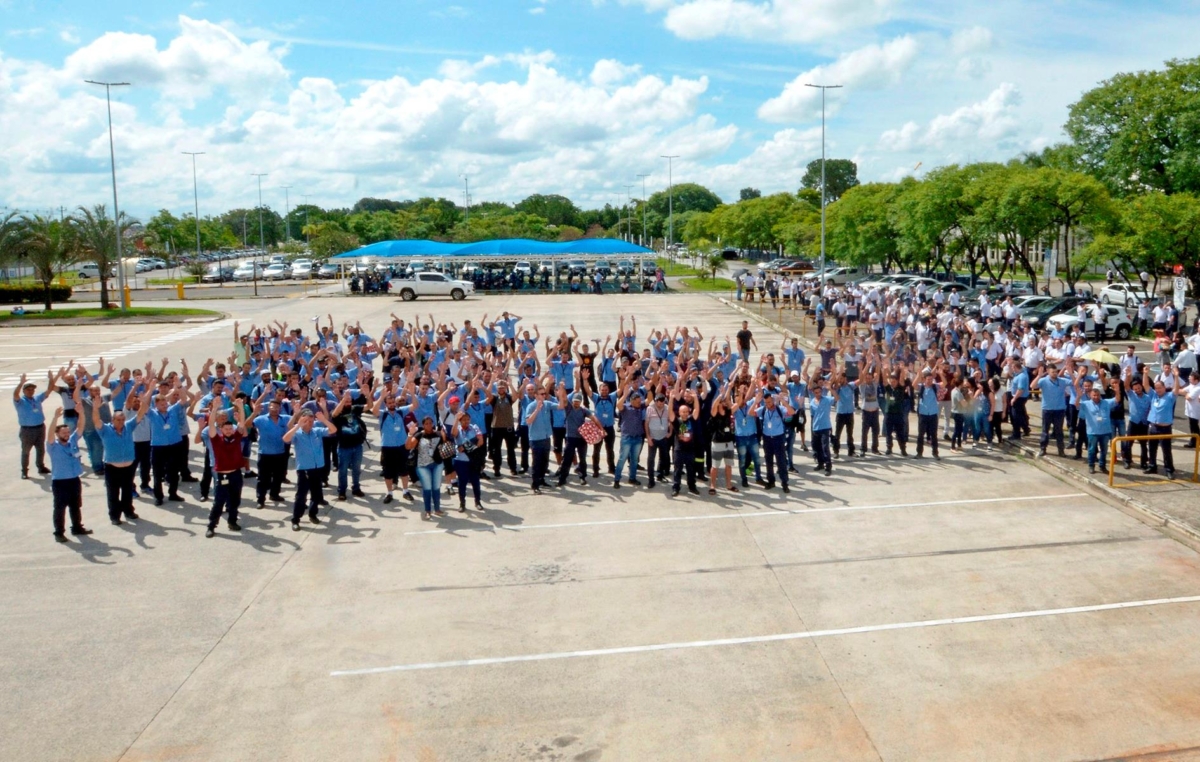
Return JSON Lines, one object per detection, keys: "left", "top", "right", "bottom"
{"left": 592, "top": 394, "right": 616, "bottom": 427}
{"left": 1079, "top": 398, "right": 1115, "bottom": 436}
{"left": 98, "top": 422, "right": 136, "bottom": 463}
{"left": 734, "top": 404, "right": 757, "bottom": 437}
{"left": 146, "top": 406, "right": 181, "bottom": 447}
{"left": 784, "top": 347, "right": 806, "bottom": 371}
{"left": 1126, "top": 390, "right": 1151, "bottom": 424}
{"left": 917, "top": 385, "right": 940, "bottom": 416}
{"left": 1038, "top": 377, "right": 1069, "bottom": 411}
{"left": 48, "top": 431, "right": 84, "bottom": 480}
{"left": 291, "top": 425, "right": 329, "bottom": 470}
{"left": 809, "top": 392, "right": 834, "bottom": 431}
{"left": 253, "top": 414, "right": 288, "bottom": 455}
{"left": 378, "top": 409, "right": 408, "bottom": 448}
{"left": 108, "top": 379, "right": 135, "bottom": 410}
{"left": 524, "top": 399, "right": 553, "bottom": 441}
{"left": 835, "top": 385, "right": 855, "bottom": 415}
{"left": 454, "top": 424, "right": 481, "bottom": 462}
{"left": 13, "top": 392, "right": 48, "bottom": 427}
{"left": 1148, "top": 392, "right": 1176, "bottom": 425}
{"left": 760, "top": 404, "right": 787, "bottom": 436}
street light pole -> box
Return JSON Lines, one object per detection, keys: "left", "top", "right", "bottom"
{"left": 661, "top": 155, "right": 679, "bottom": 254}
{"left": 85, "top": 79, "right": 130, "bottom": 312}
{"left": 302, "top": 194, "right": 311, "bottom": 243}
{"left": 281, "top": 185, "right": 292, "bottom": 243}
{"left": 461, "top": 175, "right": 470, "bottom": 225}
{"left": 624, "top": 185, "right": 635, "bottom": 242}
{"left": 252, "top": 173, "right": 268, "bottom": 297}
{"left": 804, "top": 83, "right": 842, "bottom": 286}
{"left": 183, "top": 151, "right": 206, "bottom": 283}
{"left": 637, "top": 174, "right": 649, "bottom": 247}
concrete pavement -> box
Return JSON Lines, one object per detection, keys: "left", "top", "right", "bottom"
{"left": 2, "top": 293, "right": 1200, "bottom": 761}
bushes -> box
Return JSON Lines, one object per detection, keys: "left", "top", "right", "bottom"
{"left": 0, "top": 284, "right": 73, "bottom": 304}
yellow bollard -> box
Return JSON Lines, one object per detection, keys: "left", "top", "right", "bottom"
{"left": 176, "top": 282, "right": 185, "bottom": 300}
{"left": 123, "top": 285, "right": 131, "bottom": 309}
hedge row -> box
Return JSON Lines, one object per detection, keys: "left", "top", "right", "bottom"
{"left": 0, "top": 284, "right": 74, "bottom": 304}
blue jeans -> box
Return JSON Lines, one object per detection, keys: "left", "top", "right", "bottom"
{"left": 1088, "top": 433, "right": 1112, "bottom": 469}
{"left": 83, "top": 429, "right": 104, "bottom": 471}
{"left": 336, "top": 445, "right": 362, "bottom": 495}
{"left": 735, "top": 434, "right": 761, "bottom": 484}
{"left": 614, "top": 436, "right": 644, "bottom": 482}
{"left": 415, "top": 462, "right": 443, "bottom": 513}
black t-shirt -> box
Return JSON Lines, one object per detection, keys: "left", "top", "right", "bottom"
{"left": 736, "top": 329, "right": 753, "bottom": 351}
{"left": 334, "top": 407, "right": 367, "bottom": 448}
{"left": 674, "top": 417, "right": 697, "bottom": 450}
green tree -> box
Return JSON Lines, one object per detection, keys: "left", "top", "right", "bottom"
{"left": 973, "top": 165, "right": 1056, "bottom": 291}
{"left": 826, "top": 182, "right": 906, "bottom": 270}
{"left": 706, "top": 250, "right": 726, "bottom": 280}
{"left": 514, "top": 194, "right": 581, "bottom": 227}
{"left": 352, "top": 197, "right": 405, "bottom": 213}
{"left": 73, "top": 204, "right": 136, "bottom": 308}
{"left": 12, "top": 215, "right": 81, "bottom": 310}
{"left": 739, "top": 187, "right": 761, "bottom": 201}
{"left": 645, "top": 183, "right": 723, "bottom": 239}
{"left": 305, "top": 223, "right": 361, "bottom": 259}
{"left": 1065, "top": 56, "right": 1200, "bottom": 196}
{"left": 1081, "top": 192, "right": 1200, "bottom": 297}
{"left": 0, "top": 210, "right": 22, "bottom": 279}
{"left": 1017, "top": 168, "right": 1113, "bottom": 290}
{"left": 801, "top": 159, "right": 859, "bottom": 203}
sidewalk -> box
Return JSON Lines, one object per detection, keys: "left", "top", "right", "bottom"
{"left": 716, "top": 295, "right": 1200, "bottom": 549}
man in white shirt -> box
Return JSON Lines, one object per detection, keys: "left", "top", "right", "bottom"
{"left": 1119, "top": 345, "right": 1139, "bottom": 376}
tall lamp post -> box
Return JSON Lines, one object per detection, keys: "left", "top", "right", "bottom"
{"left": 281, "top": 185, "right": 292, "bottom": 243}
{"left": 804, "top": 83, "right": 842, "bottom": 285}
{"left": 252, "top": 173, "right": 268, "bottom": 297}
{"left": 461, "top": 175, "right": 470, "bottom": 225}
{"left": 637, "top": 173, "right": 649, "bottom": 247}
{"left": 624, "top": 185, "right": 635, "bottom": 242}
{"left": 182, "top": 151, "right": 208, "bottom": 283}
{"left": 660, "top": 155, "right": 679, "bottom": 256}
{"left": 85, "top": 79, "right": 130, "bottom": 312}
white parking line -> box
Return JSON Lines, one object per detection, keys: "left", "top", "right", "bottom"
{"left": 401, "top": 493, "right": 1087, "bottom": 536}
{"left": 330, "top": 594, "right": 1200, "bottom": 676}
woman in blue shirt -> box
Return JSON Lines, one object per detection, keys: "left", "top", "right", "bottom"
{"left": 450, "top": 410, "right": 484, "bottom": 512}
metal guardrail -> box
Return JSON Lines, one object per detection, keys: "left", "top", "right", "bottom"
{"left": 1108, "top": 434, "right": 1200, "bottom": 488}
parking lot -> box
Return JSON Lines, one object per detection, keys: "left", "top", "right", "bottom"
{"left": 3, "top": 293, "right": 1200, "bottom": 762}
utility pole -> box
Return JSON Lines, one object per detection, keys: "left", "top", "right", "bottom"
{"left": 183, "top": 151, "right": 206, "bottom": 280}
{"left": 637, "top": 174, "right": 649, "bottom": 247}
{"left": 302, "top": 194, "right": 311, "bottom": 242}
{"left": 85, "top": 79, "right": 130, "bottom": 312}
{"left": 624, "top": 185, "right": 635, "bottom": 242}
{"left": 461, "top": 175, "right": 470, "bottom": 225}
{"left": 661, "top": 155, "right": 679, "bottom": 254}
{"left": 805, "top": 83, "right": 842, "bottom": 285}
{"left": 281, "top": 185, "right": 292, "bottom": 243}
{"left": 252, "top": 173, "right": 267, "bottom": 297}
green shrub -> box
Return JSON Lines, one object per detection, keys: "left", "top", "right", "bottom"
{"left": 0, "top": 284, "right": 74, "bottom": 304}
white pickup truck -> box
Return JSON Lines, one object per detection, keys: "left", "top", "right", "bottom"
{"left": 394, "top": 271, "right": 475, "bottom": 301}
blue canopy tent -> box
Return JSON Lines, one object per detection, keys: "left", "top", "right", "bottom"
{"left": 330, "top": 238, "right": 653, "bottom": 259}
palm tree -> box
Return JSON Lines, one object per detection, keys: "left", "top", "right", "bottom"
{"left": 13, "top": 215, "right": 81, "bottom": 310}
{"left": 73, "top": 204, "right": 134, "bottom": 308}
{"left": 0, "top": 210, "right": 22, "bottom": 283}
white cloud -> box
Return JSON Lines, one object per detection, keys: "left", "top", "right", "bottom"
{"left": 529, "top": 6, "right": 546, "bottom": 13}
{"left": 61, "top": 15, "right": 288, "bottom": 106}
{"left": 757, "top": 35, "right": 919, "bottom": 122}
{"left": 879, "top": 82, "right": 1022, "bottom": 151}
{"left": 59, "top": 29, "right": 80, "bottom": 45}
{"left": 590, "top": 59, "right": 642, "bottom": 87}
{"left": 622, "top": 0, "right": 891, "bottom": 43}
{"left": 438, "top": 55, "right": 502, "bottom": 80}
{"left": 950, "top": 25, "right": 993, "bottom": 78}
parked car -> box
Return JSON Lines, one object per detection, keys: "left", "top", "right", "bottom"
{"left": 232, "top": 262, "right": 264, "bottom": 281}
{"left": 779, "top": 260, "right": 815, "bottom": 274}
{"left": 262, "top": 263, "right": 290, "bottom": 281}
{"left": 203, "top": 267, "right": 235, "bottom": 283}
{"left": 317, "top": 263, "right": 340, "bottom": 279}
{"left": 615, "top": 260, "right": 636, "bottom": 276}
{"left": 567, "top": 259, "right": 589, "bottom": 277}
{"left": 641, "top": 260, "right": 659, "bottom": 277}
{"left": 1022, "top": 296, "right": 1089, "bottom": 330}
{"left": 405, "top": 260, "right": 427, "bottom": 277}
{"left": 819, "top": 266, "right": 864, "bottom": 284}
{"left": 593, "top": 260, "right": 613, "bottom": 277}
{"left": 394, "top": 271, "right": 475, "bottom": 301}
{"left": 514, "top": 261, "right": 533, "bottom": 277}
{"left": 1046, "top": 305, "right": 1133, "bottom": 340}
{"left": 74, "top": 262, "right": 114, "bottom": 279}
{"left": 1099, "top": 283, "right": 1153, "bottom": 307}
{"left": 269, "top": 255, "right": 287, "bottom": 265}
{"left": 291, "top": 259, "right": 315, "bottom": 279}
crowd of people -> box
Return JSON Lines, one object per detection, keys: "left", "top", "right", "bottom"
{"left": 10, "top": 293, "right": 1199, "bottom": 542}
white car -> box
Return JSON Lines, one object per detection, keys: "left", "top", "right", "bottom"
{"left": 232, "top": 262, "right": 264, "bottom": 281}
{"left": 1013, "top": 294, "right": 1053, "bottom": 310}
{"left": 262, "top": 263, "right": 291, "bottom": 281}
{"left": 1099, "top": 283, "right": 1152, "bottom": 307}
{"left": 405, "top": 260, "right": 427, "bottom": 276}
{"left": 514, "top": 261, "right": 533, "bottom": 277}
{"left": 1046, "top": 305, "right": 1133, "bottom": 340}
{"left": 291, "top": 259, "right": 314, "bottom": 279}
{"left": 394, "top": 271, "right": 475, "bottom": 301}
{"left": 75, "top": 262, "right": 113, "bottom": 279}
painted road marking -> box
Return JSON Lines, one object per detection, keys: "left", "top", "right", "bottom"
{"left": 402, "top": 493, "right": 1088, "bottom": 536}
{"left": 331, "top": 594, "right": 1200, "bottom": 676}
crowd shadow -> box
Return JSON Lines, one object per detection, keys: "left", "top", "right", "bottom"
{"left": 61, "top": 534, "right": 136, "bottom": 565}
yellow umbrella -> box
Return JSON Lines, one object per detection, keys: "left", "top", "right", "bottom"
{"left": 1082, "top": 349, "right": 1120, "bottom": 365}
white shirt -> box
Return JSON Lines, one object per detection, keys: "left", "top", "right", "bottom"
{"left": 1182, "top": 383, "right": 1200, "bottom": 420}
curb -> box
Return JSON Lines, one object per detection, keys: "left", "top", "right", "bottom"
{"left": 714, "top": 295, "right": 1200, "bottom": 553}
{"left": 0, "top": 312, "right": 228, "bottom": 328}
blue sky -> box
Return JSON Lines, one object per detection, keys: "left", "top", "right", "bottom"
{"left": 1, "top": 0, "right": 1196, "bottom": 219}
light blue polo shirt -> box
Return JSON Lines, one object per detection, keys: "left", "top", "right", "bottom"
{"left": 835, "top": 385, "right": 855, "bottom": 415}
{"left": 784, "top": 347, "right": 806, "bottom": 371}
{"left": 13, "top": 392, "right": 48, "bottom": 427}
{"left": 917, "top": 385, "right": 940, "bottom": 416}
{"left": 98, "top": 422, "right": 136, "bottom": 463}
{"left": 378, "top": 409, "right": 407, "bottom": 448}
{"left": 146, "top": 406, "right": 181, "bottom": 447}
{"left": 592, "top": 394, "right": 616, "bottom": 427}
{"left": 1037, "top": 377, "right": 1069, "bottom": 412}
{"left": 809, "top": 392, "right": 834, "bottom": 431}
{"left": 734, "top": 404, "right": 757, "bottom": 437}
{"left": 252, "top": 414, "right": 288, "bottom": 456}
{"left": 760, "top": 404, "right": 787, "bottom": 436}
{"left": 1079, "top": 398, "right": 1115, "bottom": 435}
{"left": 291, "top": 425, "right": 329, "bottom": 470}
{"left": 48, "top": 431, "right": 84, "bottom": 480}
{"left": 1148, "top": 392, "right": 1176, "bottom": 425}
{"left": 524, "top": 400, "right": 553, "bottom": 441}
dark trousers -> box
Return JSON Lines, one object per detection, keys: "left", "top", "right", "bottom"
{"left": 917, "top": 414, "right": 939, "bottom": 457}
{"left": 518, "top": 425, "right": 530, "bottom": 471}
{"left": 647, "top": 437, "right": 671, "bottom": 481}
{"left": 811, "top": 428, "right": 832, "bottom": 469}
{"left": 489, "top": 427, "right": 518, "bottom": 474}
{"left": 454, "top": 460, "right": 481, "bottom": 503}
{"left": 763, "top": 434, "right": 788, "bottom": 487}
{"left": 135, "top": 441, "right": 151, "bottom": 488}
{"left": 1040, "top": 409, "right": 1066, "bottom": 453}
{"left": 832, "top": 412, "right": 856, "bottom": 456}
{"left": 530, "top": 438, "right": 551, "bottom": 488}
{"left": 859, "top": 410, "right": 880, "bottom": 453}
{"left": 1072, "top": 414, "right": 1089, "bottom": 458}
{"left": 1148, "top": 424, "right": 1175, "bottom": 472}
{"left": 19, "top": 424, "right": 46, "bottom": 474}
{"left": 556, "top": 436, "right": 588, "bottom": 484}
{"left": 292, "top": 468, "right": 324, "bottom": 522}
{"left": 257, "top": 452, "right": 287, "bottom": 503}
{"left": 104, "top": 463, "right": 135, "bottom": 519}
{"left": 151, "top": 444, "right": 179, "bottom": 500}
{"left": 884, "top": 413, "right": 908, "bottom": 452}
{"left": 1010, "top": 398, "right": 1030, "bottom": 438}
{"left": 1066, "top": 405, "right": 1080, "bottom": 446}
{"left": 209, "top": 470, "right": 244, "bottom": 529}
{"left": 200, "top": 449, "right": 213, "bottom": 499}
{"left": 1124, "top": 421, "right": 1149, "bottom": 466}
{"left": 320, "top": 438, "right": 337, "bottom": 485}
{"left": 590, "top": 425, "right": 616, "bottom": 474}
{"left": 671, "top": 446, "right": 700, "bottom": 490}
{"left": 52, "top": 477, "right": 83, "bottom": 535}
{"left": 174, "top": 437, "right": 194, "bottom": 479}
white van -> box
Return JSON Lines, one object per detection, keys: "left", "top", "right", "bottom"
{"left": 75, "top": 262, "right": 112, "bottom": 279}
